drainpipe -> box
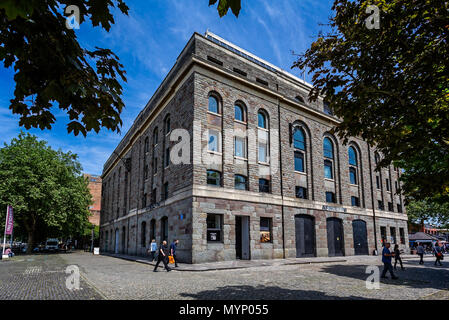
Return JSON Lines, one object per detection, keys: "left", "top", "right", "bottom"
{"left": 276, "top": 92, "right": 286, "bottom": 259}
{"left": 367, "top": 144, "right": 378, "bottom": 254}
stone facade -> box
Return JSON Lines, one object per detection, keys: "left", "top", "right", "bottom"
{"left": 99, "top": 32, "right": 409, "bottom": 263}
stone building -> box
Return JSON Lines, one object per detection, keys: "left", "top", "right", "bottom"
{"left": 99, "top": 32, "right": 409, "bottom": 263}
{"left": 85, "top": 173, "right": 102, "bottom": 226}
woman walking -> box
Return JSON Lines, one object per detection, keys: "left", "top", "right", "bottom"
{"left": 434, "top": 243, "right": 444, "bottom": 266}
{"left": 393, "top": 244, "right": 405, "bottom": 270}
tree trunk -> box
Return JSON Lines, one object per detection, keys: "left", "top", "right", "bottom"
{"left": 26, "top": 230, "right": 34, "bottom": 254}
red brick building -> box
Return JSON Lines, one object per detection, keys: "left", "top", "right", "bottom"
{"left": 85, "top": 174, "right": 102, "bottom": 226}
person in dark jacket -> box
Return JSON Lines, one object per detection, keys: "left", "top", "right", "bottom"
{"left": 170, "top": 239, "right": 179, "bottom": 268}
{"left": 434, "top": 243, "right": 443, "bottom": 266}
{"left": 393, "top": 244, "right": 405, "bottom": 270}
{"left": 153, "top": 240, "right": 171, "bottom": 272}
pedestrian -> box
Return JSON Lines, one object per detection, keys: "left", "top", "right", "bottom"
{"left": 393, "top": 244, "right": 405, "bottom": 271}
{"left": 153, "top": 240, "right": 171, "bottom": 272}
{"left": 434, "top": 243, "right": 443, "bottom": 266}
{"left": 380, "top": 242, "right": 398, "bottom": 280}
{"left": 417, "top": 242, "right": 424, "bottom": 265}
{"left": 148, "top": 239, "right": 157, "bottom": 262}
{"left": 170, "top": 239, "right": 179, "bottom": 268}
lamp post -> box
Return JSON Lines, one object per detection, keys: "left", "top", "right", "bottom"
{"left": 90, "top": 224, "right": 94, "bottom": 253}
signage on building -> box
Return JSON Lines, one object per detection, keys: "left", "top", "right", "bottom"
{"left": 322, "top": 205, "right": 347, "bottom": 213}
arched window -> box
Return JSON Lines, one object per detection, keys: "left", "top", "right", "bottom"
{"left": 293, "top": 127, "right": 305, "bottom": 150}
{"left": 207, "top": 170, "right": 222, "bottom": 186}
{"left": 234, "top": 104, "right": 244, "bottom": 122}
{"left": 153, "top": 127, "right": 158, "bottom": 147}
{"left": 258, "top": 111, "right": 267, "bottom": 129}
{"left": 144, "top": 137, "right": 149, "bottom": 153}
{"left": 208, "top": 95, "right": 219, "bottom": 114}
{"left": 323, "top": 137, "right": 334, "bottom": 159}
{"left": 348, "top": 146, "right": 357, "bottom": 166}
{"left": 141, "top": 221, "right": 146, "bottom": 247}
{"left": 164, "top": 116, "right": 171, "bottom": 134}
{"left": 234, "top": 174, "right": 247, "bottom": 190}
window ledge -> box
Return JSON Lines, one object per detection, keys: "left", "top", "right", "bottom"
{"left": 207, "top": 111, "right": 222, "bottom": 117}
{"left": 294, "top": 171, "right": 307, "bottom": 175}
{"left": 234, "top": 156, "right": 248, "bottom": 161}
{"left": 258, "top": 161, "right": 270, "bottom": 166}
{"left": 234, "top": 119, "right": 247, "bottom": 125}
{"left": 349, "top": 183, "right": 359, "bottom": 187}
{"left": 324, "top": 178, "right": 335, "bottom": 182}
{"left": 208, "top": 151, "right": 222, "bottom": 155}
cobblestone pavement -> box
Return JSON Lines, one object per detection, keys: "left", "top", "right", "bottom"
{"left": 0, "top": 254, "right": 103, "bottom": 300}
{"left": 59, "top": 252, "right": 449, "bottom": 300}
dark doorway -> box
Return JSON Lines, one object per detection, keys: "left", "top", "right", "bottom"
{"left": 352, "top": 220, "right": 369, "bottom": 255}
{"left": 295, "top": 215, "right": 316, "bottom": 257}
{"left": 327, "top": 217, "right": 344, "bottom": 256}
{"left": 235, "top": 216, "right": 250, "bottom": 260}
{"left": 161, "top": 217, "right": 168, "bottom": 242}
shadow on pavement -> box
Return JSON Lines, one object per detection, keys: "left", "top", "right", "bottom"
{"left": 179, "top": 284, "right": 370, "bottom": 300}
{"left": 320, "top": 260, "right": 449, "bottom": 291}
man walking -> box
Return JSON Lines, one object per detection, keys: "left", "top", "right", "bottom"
{"left": 434, "top": 242, "right": 443, "bottom": 266}
{"left": 381, "top": 242, "right": 398, "bottom": 280}
{"left": 417, "top": 242, "right": 424, "bottom": 265}
{"left": 153, "top": 240, "right": 171, "bottom": 272}
{"left": 148, "top": 239, "right": 157, "bottom": 262}
{"left": 170, "top": 239, "right": 179, "bottom": 268}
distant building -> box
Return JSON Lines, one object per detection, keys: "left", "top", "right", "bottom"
{"left": 84, "top": 174, "right": 102, "bottom": 226}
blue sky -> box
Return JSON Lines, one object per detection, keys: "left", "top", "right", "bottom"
{"left": 0, "top": 0, "right": 333, "bottom": 176}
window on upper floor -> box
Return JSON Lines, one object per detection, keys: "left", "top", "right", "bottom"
{"left": 324, "top": 160, "right": 333, "bottom": 179}
{"left": 259, "top": 178, "right": 270, "bottom": 193}
{"left": 293, "top": 127, "right": 305, "bottom": 151}
{"left": 349, "top": 167, "right": 357, "bottom": 185}
{"left": 258, "top": 111, "right": 267, "bottom": 129}
{"left": 295, "top": 186, "right": 307, "bottom": 199}
{"left": 234, "top": 175, "right": 248, "bottom": 190}
{"left": 323, "top": 102, "right": 333, "bottom": 115}
{"left": 326, "top": 191, "right": 336, "bottom": 203}
{"left": 207, "top": 170, "right": 222, "bottom": 186}
{"left": 208, "top": 129, "right": 220, "bottom": 153}
{"left": 351, "top": 196, "right": 360, "bottom": 207}
{"left": 323, "top": 137, "right": 334, "bottom": 159}
{"left": 208, "top": 95, "right": 219, "bottom": 114}
{"left": 294, "top": 151, "right": 305, "bottom": 172}
{"left": 234, "top": 103, "right": 246, "bottom": 122}
{"left": 234, "top": 136, "right": 247, "bottom": 158}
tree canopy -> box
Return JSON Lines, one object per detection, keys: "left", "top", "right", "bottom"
{"left": 407, "top": 199, "right": 449, "bottom": 229}
{"left": 0, "top": 132, "right": 92, "bottom": 252}
{"left": 294, "top": 0, "right": 449, "bottom": 203}
{"left": 0, "top": 0, "right": 129, "bottom": 136}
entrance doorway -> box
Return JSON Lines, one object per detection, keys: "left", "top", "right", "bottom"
{"left": 114, "top": 228, "right": 119, "bottom": 254}
{"left": 235, "top": 216, "right": 250, "bottom": 260}
{"left": 295, "top": 215, "right": 316, "bottom": 257}
{"left": 352, "top": 220, "right": 369, "bottom": 255}
{"left": 327, "top": 217, "right": 344, "bottom": 256}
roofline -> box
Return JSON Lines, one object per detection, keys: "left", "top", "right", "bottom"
{"left": 204, "top": 30, "right": 313, "bottom": 88}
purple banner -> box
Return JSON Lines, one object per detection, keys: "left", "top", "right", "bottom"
{"left": 5, "top": 205, "right": 13, "bottom": 235}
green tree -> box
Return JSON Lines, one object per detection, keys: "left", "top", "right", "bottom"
{"left": 294, "top": 0, "right": 449, "bottom": 202}
{"left": 407, "top": 199, "right": 449, "bottom": 229}
{"left": 0, "top": 132, "right": 92, "bottom": 252}
{"left": 0, "top": 1, "right": 243, "bottom": 137}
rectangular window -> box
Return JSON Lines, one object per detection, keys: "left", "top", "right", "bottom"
{"left": 207, "top": 55, "right": 223, "bottom": 66}
{"left": 258, "top": 142, "right": 268, "bottom": 163}
{"left": 259, "top": 179, "right": 270, "bottom": 193}
{"left": 294, "top": 151, "right": 304, "bottom": 172}
{"left": 399, "top": 228, "right": 405, "bottom": 244}
{"left": 260, "top": 217, "right": 272, "bottom": 243}
{"left": 397, "top": 204, "right": 403, "bottom": 213}
{"left": 324, "top": 160, "right": 333, "bottom": 179}
{"left": 378, "top": 200, "right": 384, "bottom": 210}
{"left": 234, "top": 136, "right": 247, "bottom": 158}
{"left": 386, "top": 179, "right": 390, "bottom": 191}
{"left": 162, "top": 182, "right": 168, "bottom": 201}
{"left": 207, "top": 214, "right": 222, "bottom": 242}
{"left": 256, "top": 77, "right": 268, "bottom": 86}
{"left": 151, "top": 188, "right": 156, "bottom": 204}
{"left": 152, "top": 157, "right": 158, "bottom": 174}
{"left": 376, "top": 176, "right": 380, "bottom": 189}
{"left": 208, "top": 130, "right": 220, "bottom": 152}
{"left": 233, "top": 67, "right": 247, "bottom": 77}
{"left": 395, "top": 181, "right": 399, "bottom": 193}
{"left": 142, "top": 193, "right": 147, "bottom": 208}
{"left": 207, "top": 170, "right": 222, "bottom": 186}
{"left": 390, "top": 227, "right": 397, "bottom": 244}
{"left": 295, "top": 186, "right": 307, "bottom": 199}
{"left": 325, "top": 191, "right": 336, "bottom": 203}
{"left": 351, "top": 196, "right": 360, "bottom": 207}
{"left": 388, "top": 202, "right": 394, "bottom": 212}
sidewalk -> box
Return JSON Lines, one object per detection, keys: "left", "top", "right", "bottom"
{"left": 101, "top": 252, "right": 420, "bottom": 272}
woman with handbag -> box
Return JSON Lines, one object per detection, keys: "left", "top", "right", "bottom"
{"left": 434, "top": 243, "right": 443, "bottom": 266}
{"left": 393, "top": 244, "right": 405, "bottom": 271}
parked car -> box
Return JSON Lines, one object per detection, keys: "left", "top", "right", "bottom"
{"left": 44, "top": 239, "right": 59, "bottom": 252}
